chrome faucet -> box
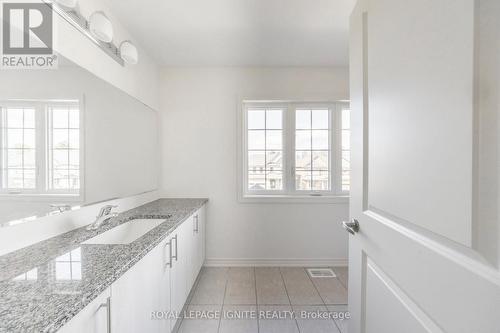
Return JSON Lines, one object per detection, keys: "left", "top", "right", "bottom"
{"left": 86, "top": 205, "right": 119, "bottom": 230}
{"left": 50, "top": 204, "right": 72, "bottom": 213}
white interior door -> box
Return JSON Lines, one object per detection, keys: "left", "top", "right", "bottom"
{"left": 348, "top": 0, "right": 500, "bottom": 332}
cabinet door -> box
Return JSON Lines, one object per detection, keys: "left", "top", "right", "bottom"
{"left": 189, "top": 212, "right": 199, "bottom": 287}
{"left": 196, "top": 206, "right": 206, "bottom": 274}
{"left": 111, "top": 238, "right": 169, "bottom": 333}
{"left": 170, "top": 220, "right": 192, "bottom": 329}
{"left": 58, "top": 288, "right": 111, "bottom": 333}
{"left": 190, "top": 208, "right": 203, "bottom": 283}
{"left": 159, "top": 237, "right": 173, "bottom": 333}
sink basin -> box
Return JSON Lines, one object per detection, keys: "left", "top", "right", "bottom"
{"left": 83, "top": 219, "right": 166, "bottom": 245}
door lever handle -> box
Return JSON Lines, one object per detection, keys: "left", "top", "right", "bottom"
{"left": 342, "top": 219, "right": 360, "bottom": 235}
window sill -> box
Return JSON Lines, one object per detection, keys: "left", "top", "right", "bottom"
{"left": 239, "top": 194, "right": 349, "bottom": 204}
{"left": 0, "top": 193, "right": 82, "bottom": 202}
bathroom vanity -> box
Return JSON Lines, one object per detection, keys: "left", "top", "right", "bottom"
{"left": 0, "top": 198, "right": 207, "bottom": 333}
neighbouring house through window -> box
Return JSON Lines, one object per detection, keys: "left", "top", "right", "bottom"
{"left": 242, "top": 101, "right": 350, "bottom": 199}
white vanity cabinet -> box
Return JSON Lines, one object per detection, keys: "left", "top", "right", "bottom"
{"left": 110, "top": 235, "right": 172, "bottom": 333}
{"left": 57, "top": 206, "right": 206, "bottom": 333}
{"left": 169, "top": 206, "right": 207, "bottom": 329}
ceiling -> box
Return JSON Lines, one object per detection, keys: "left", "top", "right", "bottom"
{"left": 104, "top": 0, "right": 356, "bottom": 67}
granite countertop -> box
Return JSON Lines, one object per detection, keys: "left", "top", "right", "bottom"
{"left": 0, "top": 198, "right": 208, "bottom": 333}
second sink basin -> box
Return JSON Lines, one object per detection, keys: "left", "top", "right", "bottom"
{"left": 83, "top": 219, "right": 167, "bottom": 245}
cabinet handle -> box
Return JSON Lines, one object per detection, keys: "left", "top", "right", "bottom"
{"left": 194, "top": 215, "right": 199, "bottom": 233}
{"left": 98, "top": 297, "right": 111, "bottom": 333}
{"left": 172, "top": 234, "right": 178, "bottom": 261}
{"left": 165, "top": 241, "right": 172, "bottom": 268}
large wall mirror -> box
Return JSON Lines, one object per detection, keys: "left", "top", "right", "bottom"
{"left": 0, "top": 56, "right": 159, "bottom": 227}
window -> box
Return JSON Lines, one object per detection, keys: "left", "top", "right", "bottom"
{"left": 1, "top": 107, "right": 37, "bottom": 189}
{"left": 0, "top": 100, "right": 82, "bottom": 196}
{"left": 295, "top": 108, "right": 331, "bottom": 191}
{"left": 247, "top": 108, "right": 283, "bottom": 191}
{"left": 47, "top": 106, "right": 80, "bottom": 191}
{"left": 242, "top": 101, "right": 350, "bottom": 199}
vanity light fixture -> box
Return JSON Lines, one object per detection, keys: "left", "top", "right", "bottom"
{"left": 89, "top": 11, "right": 114, "bottom": 43}
{"left": 45, "top": 1, "right": 126, "bottom": 66}
{"left": 55, "top": 0, "right": 78, "bottom": 9}
{"left": 119, "top": 40, "right": 139, "bottom": 65}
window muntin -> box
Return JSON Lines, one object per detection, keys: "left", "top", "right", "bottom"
{"left": 295, "top": 109, "right": 331, "bottom": 191}
{"left": 243, "top": 101, "right": 349, "bottom": 197}
{"left": 247, "top": 108, "right": 283, "bottom": 191}
{"left": 47, "top": 106, "right": 80, "bottom": 191}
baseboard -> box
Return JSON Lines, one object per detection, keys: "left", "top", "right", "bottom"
{"left": 204, "top": 258, "right": 348, "bottom": 267}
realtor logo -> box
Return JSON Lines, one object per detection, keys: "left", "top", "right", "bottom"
{"left": 1, "top": 1, "right": 57, "bottom": 69}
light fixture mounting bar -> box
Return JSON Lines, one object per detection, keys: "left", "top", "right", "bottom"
{"left": 44, "top": 1, "right": 125, "bottom": 66}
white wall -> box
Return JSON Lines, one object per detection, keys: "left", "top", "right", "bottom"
{"left": 159, "top": 67, "right": 350, "bottom": 266}
{"left": 54, "top": 0, "right": 161, "bottom": 110}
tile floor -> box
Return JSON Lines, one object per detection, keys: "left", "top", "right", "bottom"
{"left": 177, "top": 267, "right": 349, "bottom": 333}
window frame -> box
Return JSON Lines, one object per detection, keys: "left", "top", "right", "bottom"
{"left": 0, "top": 99, "right": 84, "bottom": 200}
{"left": 244, "top": 102, "right": 287, "bottom": 195}
{"left": 0, "top": 102, "right": 39, "bottom": 194}
{"left": 46, "top": 102, "right": 83, "bottom": 195}
{"left": 240, "top": 100, "right": 350, "bottom": 203}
